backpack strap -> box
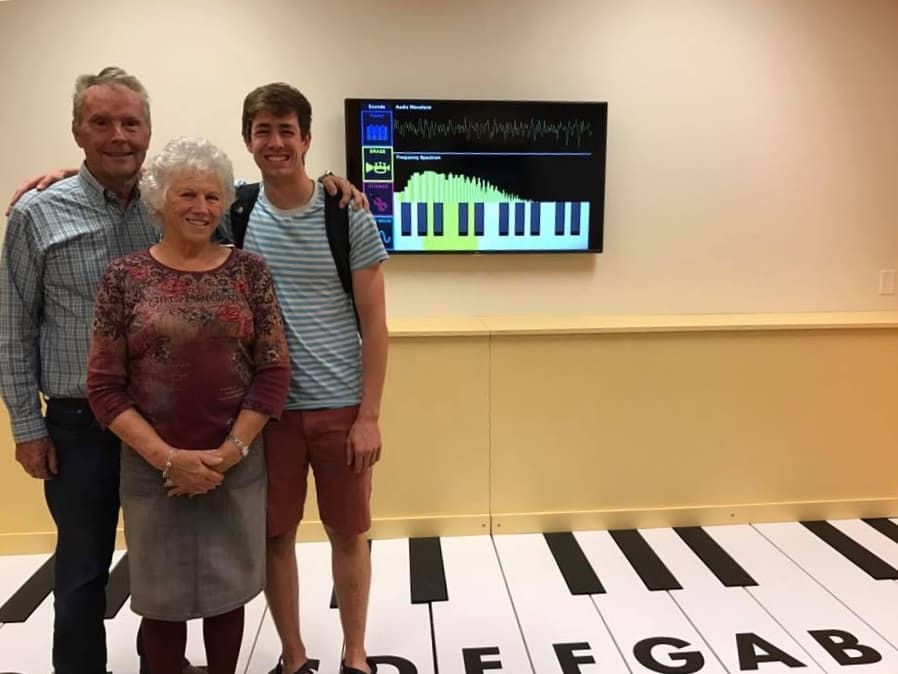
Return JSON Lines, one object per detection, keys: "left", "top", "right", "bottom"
{"left": 230, "top": 182, "right": 360, "bottom": 334}
{"left": 324, "top": 192, "right": 361, "bottom": 334}
{"left": 229, "top": 182, "right": 261, "bottom": 249}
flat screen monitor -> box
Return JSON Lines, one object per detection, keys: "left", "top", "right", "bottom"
{"left": 345, "top": 98, "right": 607, "bottom": 254}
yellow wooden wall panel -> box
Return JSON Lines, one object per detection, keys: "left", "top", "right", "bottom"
{"left": 2, "top": 320, "right": 897, "bottom": 552}
{"left": 489, "top": 329, "right": 898, "bottom": 524}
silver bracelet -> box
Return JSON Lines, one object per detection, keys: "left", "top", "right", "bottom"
{"left": 161, "top": 448, "right": 177, "bottom": 482}
{"left": 226, "top": 433, "right": 250, "bottom": 459}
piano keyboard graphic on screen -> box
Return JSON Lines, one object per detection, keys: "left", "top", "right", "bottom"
{"left": 391, "top": 171, "right": 589, "bottom": 252}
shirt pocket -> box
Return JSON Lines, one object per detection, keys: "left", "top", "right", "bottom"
{"left": 44, "top": 231, "right": 110, "bottom": 303}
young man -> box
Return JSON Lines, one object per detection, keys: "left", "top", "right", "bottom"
{"left": 225, "top": 83, "right": 388, "bottom": 674}
{"left": 0, "top": 68, "right": 363, "bottom": 674}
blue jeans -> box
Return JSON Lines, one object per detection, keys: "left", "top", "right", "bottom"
{"left": 43, "top": 398, "right": 121, "bottom": 674}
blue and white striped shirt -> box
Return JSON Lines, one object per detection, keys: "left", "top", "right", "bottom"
{"left": 0, "top": 164, "right": 155, "bottom": 442}
{"left": 224, "top": 181, "right": 387, "bottom": 409}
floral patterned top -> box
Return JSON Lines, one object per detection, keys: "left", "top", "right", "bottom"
{"left": 87, "top": 247, "right": 290, "bottom": 450}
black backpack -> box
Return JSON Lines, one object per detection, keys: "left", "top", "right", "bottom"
{"left": 229, "top": 182, "right": 360, "bottom": 333}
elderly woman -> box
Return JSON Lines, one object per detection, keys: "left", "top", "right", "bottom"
{"left": 87, "top": 137, "right": 290, "bottom": 674}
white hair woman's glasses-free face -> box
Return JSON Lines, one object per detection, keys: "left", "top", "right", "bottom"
{"left": 140, "top": 136, "right": 236, "bottom": 229}
{"left": 159, "top": 171, "right": 225, "bottom": 247}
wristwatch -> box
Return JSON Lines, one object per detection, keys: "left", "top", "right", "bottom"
{"left": 226, "top": 433, "right": 250, "bottom": 459}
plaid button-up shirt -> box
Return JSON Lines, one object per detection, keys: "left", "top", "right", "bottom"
{"left": 0, "top": 164, "right": 156, "bottom": 442}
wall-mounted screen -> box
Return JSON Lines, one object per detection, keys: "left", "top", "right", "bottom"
{"left": 345, "top": 98, "right": 607, "bottom": 254}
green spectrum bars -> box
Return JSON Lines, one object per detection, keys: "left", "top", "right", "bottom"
{"left": 394, "top": 171, "right": 526, "bottom": 251}
{"left": 395, "top": 171, "right": 524, "bottom": 204}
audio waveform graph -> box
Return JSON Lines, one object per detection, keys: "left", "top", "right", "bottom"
{"left": 394, "top": 117, "right": 594, "bottom": 148}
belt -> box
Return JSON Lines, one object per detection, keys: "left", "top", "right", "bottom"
{"left": 46, "top": 397, "right": 92, "bottom": 412}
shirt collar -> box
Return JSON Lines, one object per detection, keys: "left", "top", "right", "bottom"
{"left": 78, "top": 162, "right": 141, "bottom": 207}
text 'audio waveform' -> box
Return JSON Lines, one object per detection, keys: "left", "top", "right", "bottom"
{"left": 394, "top": 117, "right": 594, "bottom": 147}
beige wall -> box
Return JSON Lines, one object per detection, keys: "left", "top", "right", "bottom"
{"left": 1, "top": 0, "right": 897, "bottom": 316}
{"left": 1, "top": 0, "right": 898, "bottom": 551}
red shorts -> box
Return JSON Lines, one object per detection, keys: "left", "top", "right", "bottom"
{"left": 263, "top": 405, "right": 372, "bottom": 537}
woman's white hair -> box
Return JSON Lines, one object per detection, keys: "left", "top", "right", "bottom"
{"left": 140, "top": 137, "right": 236, "bottom": 227}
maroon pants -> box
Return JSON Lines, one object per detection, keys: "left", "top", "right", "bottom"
{"left": 140, "top": 606, "right": 244, "bottom": 674}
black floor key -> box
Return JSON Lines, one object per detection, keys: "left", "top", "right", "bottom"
{"left": 0, "top": 554, "right": 55, "bottom": 623}
{"left": 409, "top": 537, "right": 448, "bottom": 604}
{"left": 544, "top": 531, "right": 605, "bottom": 595}
{"left": 862, "top": 518, "right": 898, "bottom": 546}
{"left": 610, "top": 529, "right": 682, "bottom": 591}
{"left": 105, "top": 553, "right": 130, "bottom": 619}
{"left": 802, "top": 520, "right": 898, "bottom": 580}
{"left": 675, "top": 527, "right": 757, "bottom": 587}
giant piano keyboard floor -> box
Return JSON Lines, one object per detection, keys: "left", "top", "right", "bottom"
{"left": 2, "top": 518, "right": 898, "bottom": 673}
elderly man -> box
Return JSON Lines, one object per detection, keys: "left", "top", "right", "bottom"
{"left": 0, "top": 67, "right": 362, "bottom": 674}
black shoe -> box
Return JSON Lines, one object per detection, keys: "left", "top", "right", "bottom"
{"left": 340, "top": 661, "right": 376, "bottom": 674}
{"left": 269, "top": 657, "right": 319, "bottom": 674}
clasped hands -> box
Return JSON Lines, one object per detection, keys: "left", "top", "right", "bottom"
{"left": 161, "top": 441, "right": 243, "bottom": 497}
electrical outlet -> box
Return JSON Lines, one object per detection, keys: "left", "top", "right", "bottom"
{"left": 880, "top": 269, "right": 896, "bottom": 295}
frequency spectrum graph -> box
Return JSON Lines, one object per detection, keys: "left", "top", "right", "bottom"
{"left": 394, "top": 172, "right": 589, "bottom": 252}
{"left": 345, "top": 98, "right": 607, "bottom": 253}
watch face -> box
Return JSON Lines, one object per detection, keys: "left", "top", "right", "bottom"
{"left": 227, "top": 433, "right": 249, "bottom": 457}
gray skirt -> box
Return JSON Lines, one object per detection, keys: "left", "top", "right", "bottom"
{"left": 121, "top": 441, "right": 266, "bottom": 621}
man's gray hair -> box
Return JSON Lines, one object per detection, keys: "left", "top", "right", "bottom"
{"left": 72, "top": 66, "right": 151, "bottom": 126}
{"left": 140, "top": 137, "right": 236, "bottom": 227}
